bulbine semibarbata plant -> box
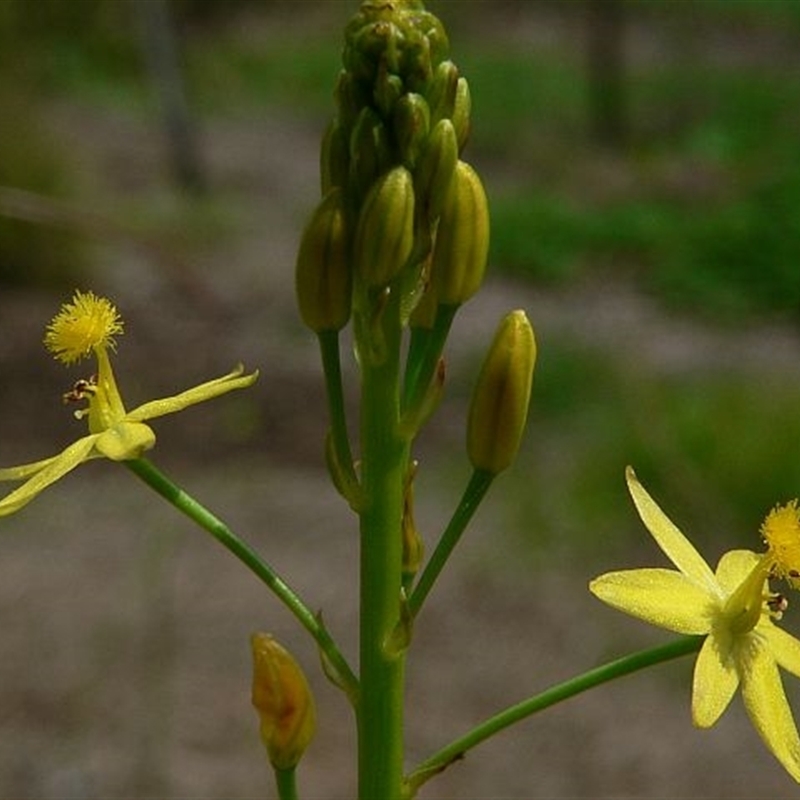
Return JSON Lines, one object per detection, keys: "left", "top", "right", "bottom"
{"left": 2, "top": 2, "right": 800, "bottom": 799}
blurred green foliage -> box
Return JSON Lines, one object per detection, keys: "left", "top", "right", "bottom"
{"left": 176, "top": 0, "right": 800, "bottom": 322}
{"left": 498, "top": 337, "right": 800, "bottom": 566}
{"left": 0, "top": 0, "right": 140, "bottom": 101}
{"left": 184, "top": 30, "right": 339, "bottom": 117}
{"left": 0, "top": 89, "right": 85, "bottom": 287}
{"left": 1, "top": 0, "right": 799, "bottom": 560}
{"left": 1, "top": 0, "right": 797, "bottom": 303}
{"left": 472, "top": 50, "right": 800, "bottom": 320}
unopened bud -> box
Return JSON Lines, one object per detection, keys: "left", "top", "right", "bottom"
{"left": 342, "top": 2, "right": 448, "bottom": 97}
{"left": 320, "top": 120, "right": 349, "bottom": 196}
{"left": 431, "top": 160, "right": 489, "bottom": 306}
{"left": 334, "top": 69, "right": 368, "bottom": 130}
{"left": 374, "top": 70, "right": 404, "bottom": 118}
{"left": 467, "top": 310, "right": 536, "bottom": 475}
{"left": 393, "top": 92, "right": 430, "bottom": 167}
{"left": 296, "top": 188, "right": 352, "bottom": 332}
{"left": 452, "top": 77, "right": 472, "bottom": 151}
{"left": 414, "top": 118, "right": 458, "bottom": 223}
{"left": 251, "top": 633, "right": 317, "bottom": 772}
{"left": 354, "top": 166, "right": 415, "bottom": 287}
{"left": 428, "top": 60, "right": 459, "bottom": 125}
{"left": 349, "top": 107, "right": 392, "bottom": 202}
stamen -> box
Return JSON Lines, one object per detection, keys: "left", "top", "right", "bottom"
{"left": 767, "top": 593, "right": 789, "bottom": 619}
{"left": 761, "top": 500, "right": 800, "bottom": 589}
{"left": 62, "top": 377, "right": 98, "bottom": 404}
{"left": 44, "top": 291, "right": 124, "bottom": 365}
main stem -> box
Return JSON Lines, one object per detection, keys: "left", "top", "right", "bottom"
{"left": 358, "top": 292, "right": 409, "bottom": 800}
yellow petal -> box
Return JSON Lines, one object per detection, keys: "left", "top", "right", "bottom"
{"left": 692, "top": 630, "right": 738, "bottom": 727}
{"left": 94, "top": 422, "right": 156, "bottom": 461}
{"left": 762, "top": 624, "right": 800, "bottom": 679}
{"left": 714, "top": 549, "right": 762, "bottom": 595}
{"left": 626, "top": 467, "right": 718, "bottom": 592}
{"left": 0, "top": 455, "right": 63, "bottom": 481}
{"left": 739, "top": 635, "right": 800, "bottom": 782}
{"left": 126, "top": 365, "right": 258, "bottom": 422}
{"left": 0, "top": 435, "right": 99, "bottom": 517}
{"left": 590, "top": 568, "right": 716, "bottom": 634}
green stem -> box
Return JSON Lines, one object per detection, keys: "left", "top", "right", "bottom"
{"left": 274, "top": 767, "right": 299, "bottom": 800}
{"left": 408, "top": 469, "right": 494, "bottom": 618}
{"left": 357, "top": 291, "right": 409, "bottom": 800}
{"left": 402, "top": 303, "right": 458, "bottom": 415}
{"left": 318, "top": 330, "right": 359, "bottom": 499}
{"left": 404, "top": 635, "right": 703, "bottom": 796}
{"left": 125, "top": 457, "right": 359, "bottom": 704}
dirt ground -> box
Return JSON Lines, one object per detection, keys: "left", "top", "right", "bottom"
{"left": 2, "top": 47, "right": 800, "bottom": 800}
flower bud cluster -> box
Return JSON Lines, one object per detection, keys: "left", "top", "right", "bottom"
{"left": 297, "top": 0, "right": 489, "bottom": 331}
{"left": 297, "top": 3, "right": 535, "bottom": 509}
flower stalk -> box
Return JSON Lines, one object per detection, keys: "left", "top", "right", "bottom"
{"left": 404, "top": 636, "right": 703, "bottom": 797}
{"left": 125, "top": 457, "right": 359, "bottom": 704}
{"left": 318, "top": 330, "right": 360, "bottom": 508}
{"left": 408, "top": 468, "right": 494, "bottom": 618}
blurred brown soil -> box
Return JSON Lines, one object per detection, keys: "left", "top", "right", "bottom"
{"left": 2, "top": 71, "right": 800, "bottom": 800}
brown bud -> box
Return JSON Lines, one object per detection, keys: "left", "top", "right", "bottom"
{"left": 251, "top": 633, "right": 317, "bottom": 771}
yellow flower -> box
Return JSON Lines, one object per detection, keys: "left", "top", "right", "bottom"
{"left": 590, "top": 467, "right": 800, "bottom": 782}
{"left": 0, "top": 291, "right": 258, "bottom": 517}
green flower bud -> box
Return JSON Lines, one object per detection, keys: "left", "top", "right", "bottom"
{"left": 452, "top": 76, "right": 471, "bottom": 151}
{"left": 343, "top": 2, "right": 448, "bottom": 94}
{"left": 414, "top": 118, "right": 458, "bottom": 223}
{"left": 320, "top": 120, "right": 349, "bottom": 196}
{"left": 349, "top": 107, "right": 392, "bottom": 202}
{"left": 374, "top": 70, "right": 404, "bottom": 118}
{"left": 393, "top": 92, "right": 430, "bottom": 168}
{"left": 349, "top": 19, "right": 404, "bottom": 78}
{"left": 333, "top": 69, "right": 367, "bottom": 131}
{"left": 431, "top": 160, "right": 489, "bottom": 306}
{"left": 251, "top": 633, "right": 317, "bottom": 772}
{"left": 428, "top": 60, "right": 459, "bottom": 125}
{"left": 296, "top": 188, "right": 352, "bottom": 332}
{"left": 354, "top": 166, "right": 415, "bottom": 287}
{"left": 467, "top": 310, "right": 536, "bottom": 475}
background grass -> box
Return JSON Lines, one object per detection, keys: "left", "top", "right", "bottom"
{"left": 3, "top": 2, "right": 800, "bottom": 796}
{"left": 2, "top": 0, "right": 800, "bottom": 554}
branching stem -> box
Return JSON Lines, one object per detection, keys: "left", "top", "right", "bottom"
{"left": 405, "top": 636, "right": 703, "bottom": 796}
{"left": 125, "top": 457, "right": 359, "bottom": 704}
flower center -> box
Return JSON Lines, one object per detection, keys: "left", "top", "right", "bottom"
{"left": 723, "top": 555, "right": 773, "bottom": 635}
{"left": 761, "top": 500, "right": 800, "bottom": 589}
